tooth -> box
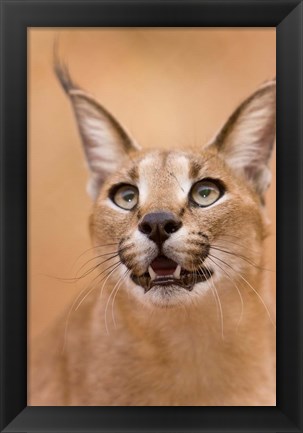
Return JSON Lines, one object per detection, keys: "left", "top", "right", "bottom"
{"left": 148, "top": 266, "right": 156, "bottom": 281}
{"left": 173, "top": 264, "right": 181, "bottom": 279}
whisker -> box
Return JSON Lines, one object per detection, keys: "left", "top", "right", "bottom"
{"left": 199, "top": 261, "right": 224, "bottom": 339}
{"left": 211, "top": 245, "right": 274, "bottom": 272}
{"left": 104, "top": 282, "right": 119, "bottom": 336}
{"left": 98, "top": 262, "right": 122, "bottom": 301}
{"left": 74, "top": 253, "right": 120, "bottom": 280}
{"left": 111, "top": 270, "right": 130, "bottom": 328}
{"left": 74, "top": 285, "right": 97, "bottom": 312}
{"left": 219, "top": 234, "right": 255, "bottom": 242}
{"left": 209, "top": 253, "right": 275, "bottom": 328}
{"left": 214, "top": 236, "right": 260, "bottom": 253}
{"left": 45, "top": 253, "right": 121, "bottom": 284}
{"left": 61, "top": 260, "right": 122, "bottom": 353}
{"left": 76, "top": 261, "right": 124, "bottom": 312}
{"left": 207, "top": 255, "right": 244, "bottom": 328}
{"left": 73, "top": 241, "right": 131, "bottom": 280}
{"left": 85, "top": 259, "right": 121, "bottom": 289}
{"left": 105, "top": 272, "right": 125, "bottom": 333}
{"left": 210, "top": 275, "right": 224, "bottom": 339}
{"left": 197, "top": 265, "right": 219, "bottom": 316}
{"left": 70, "top": 242, "right": 120, "bottom": 265}
{"left": 62, "top": 284, "right": 93, "bottom": 354}
{"left": 191, "top": 257, "right": 198, "bottom": 287}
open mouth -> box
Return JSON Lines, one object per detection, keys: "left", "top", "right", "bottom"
{"left": 131, "top": 255, "right": 212, "bottom": 293}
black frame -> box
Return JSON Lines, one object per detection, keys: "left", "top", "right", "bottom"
{"left": 0, "top": 0, "right": 302, "bottom": 432}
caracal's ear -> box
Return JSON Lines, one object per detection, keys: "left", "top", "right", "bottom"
{"left": 207, "top": 80, "right": 276, "bottom": 198}
{"left": 54, "top": 60, "right": 140, "bottom": 200}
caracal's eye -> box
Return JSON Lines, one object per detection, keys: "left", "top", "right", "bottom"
{"left": 190, "top": 180, "right": 221, "bottom": 207}
{"left": 112, "top": 185, "right": 139, "bottom": 210}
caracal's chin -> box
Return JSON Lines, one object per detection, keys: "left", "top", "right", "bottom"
{"left": 126, "top": 278, "right": 212, "bottom": 309}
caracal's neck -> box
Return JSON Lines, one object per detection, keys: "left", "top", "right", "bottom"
{"left": 111, "top": 271, "right": 269, "bottom": 351}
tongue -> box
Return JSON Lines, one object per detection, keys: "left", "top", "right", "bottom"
{"left": 150, "top": 256, "right": 178, "bottom": 276}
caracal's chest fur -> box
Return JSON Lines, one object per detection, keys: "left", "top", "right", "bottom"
{"left": 32, "top": 275, "right": 275, "bottom": 406}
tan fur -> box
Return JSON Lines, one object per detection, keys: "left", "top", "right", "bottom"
{"left": 29, "top": 69, "right": 276, "bottom": 406}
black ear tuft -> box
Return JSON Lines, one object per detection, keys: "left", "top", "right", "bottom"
{"left": 53, "top": 42, "right": 79, "bottom": 94}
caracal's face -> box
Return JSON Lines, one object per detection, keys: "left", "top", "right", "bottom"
{"left": 91, "top": 148, "right": 265, "bottom": 308}
{"left": 54, "top": 62, "right": 274, "bottom": 308}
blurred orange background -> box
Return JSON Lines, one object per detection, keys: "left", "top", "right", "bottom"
{"left": 28, "top": 28, "right": 276, "bottom": 346}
